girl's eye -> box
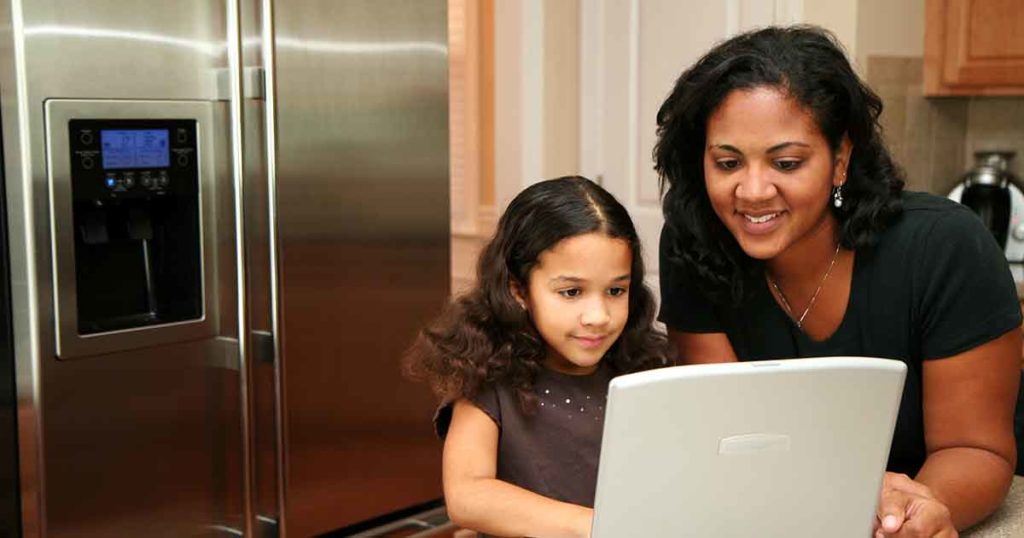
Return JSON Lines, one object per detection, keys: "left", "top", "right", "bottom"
{"left": 715, "top": 159, "right": 741, "bottom": 171}
{"left": 558, "top": 288, "right": 582, "bottom": 298}
{"left": 775, "top": 159, "right": 802, "bottom": 171}
{"left": 608, "top": 287, "right": 628, "bottom": 297}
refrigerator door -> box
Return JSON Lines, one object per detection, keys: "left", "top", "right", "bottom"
{"left": 267, "top": 1, "right": 449, "bottom": 535}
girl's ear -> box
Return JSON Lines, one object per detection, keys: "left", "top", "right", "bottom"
{"left": 509, "top": 279, "right": 528, "bottom": 310}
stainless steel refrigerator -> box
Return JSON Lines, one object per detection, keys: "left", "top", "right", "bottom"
{"left": 0, "top": 1, "right": 449, "bottom": 536}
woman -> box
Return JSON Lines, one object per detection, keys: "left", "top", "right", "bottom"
{"left": 655, "top": 26, "right": 1021, "bottom": 536}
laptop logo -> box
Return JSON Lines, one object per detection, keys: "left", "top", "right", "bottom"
{"left": 718, "top": 433, "right": 791, "bottom": 455}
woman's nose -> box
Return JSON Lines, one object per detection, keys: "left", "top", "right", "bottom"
{"left": 734, "top": 165, "right": 777, "bottom": 201}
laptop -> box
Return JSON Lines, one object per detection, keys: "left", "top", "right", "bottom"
{"left": 591, "top": 357, "right": 906, "bottom": 538}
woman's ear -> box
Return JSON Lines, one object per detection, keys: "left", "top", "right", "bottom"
{"left": 833, "top": 135, "right": 853, "bottom": 187}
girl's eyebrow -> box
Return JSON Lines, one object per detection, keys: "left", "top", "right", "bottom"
{"left": 708, "top": 143, "right": 741, "bottom": 154}
{"left": 549, "top": 274, "right": 631, "bottom": 284}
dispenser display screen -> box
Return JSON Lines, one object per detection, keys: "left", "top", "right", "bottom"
{"left": 100, "top": 129, "right": 169, "bottom": 169}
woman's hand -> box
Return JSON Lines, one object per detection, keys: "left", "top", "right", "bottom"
{"left": 874, "top": 472, "right": 957, "bottom": 538}
{"left": 572, "top": 506, "right": 594, "bottom": 538}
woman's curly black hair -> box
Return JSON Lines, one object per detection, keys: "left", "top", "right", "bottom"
{"left": 403, "top": 176, "right": 672, "bottom": 412}
{"left": 654, "top": 25, "right": 905, "bottom": 304}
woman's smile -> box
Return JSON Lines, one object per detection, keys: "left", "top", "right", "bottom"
{"left": 738, "top": 209, "right": 787, "bottom": 235}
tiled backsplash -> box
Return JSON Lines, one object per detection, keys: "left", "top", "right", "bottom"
{"left": 867, "top": 56, "right": 1024, "bottom": 196}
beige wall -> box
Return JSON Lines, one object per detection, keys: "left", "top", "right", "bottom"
{"left": 856, "top": 0, "right": 925, "bottom": 71}
{"left": 800, "top": 0, "right": 925, "bottom": 73}
{"left": 803, "top": 0, "right": 859, "bottom": 64}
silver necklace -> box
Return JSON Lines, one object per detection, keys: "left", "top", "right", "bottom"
{"left": 767, "top": 243, "right": 842, "bottom": 330}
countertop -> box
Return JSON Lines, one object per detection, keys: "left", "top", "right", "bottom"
{"left": 963, "top": 475, "right": 1024, "bottom": 537}
{"left": 1011, "top": 265, "right": 1024, "bottom": 299}
{"left": 441, "top": 477, "right": 1024, "bottom": 537}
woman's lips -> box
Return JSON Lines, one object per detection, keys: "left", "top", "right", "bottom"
{"left": 738, "top": 210, "right": 785, "bottom": 235}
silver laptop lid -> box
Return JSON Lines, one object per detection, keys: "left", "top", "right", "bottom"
{"left": 591, "top": 357, "right": 906, "bottom": 538}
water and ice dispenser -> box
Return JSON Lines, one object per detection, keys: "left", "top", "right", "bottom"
{"left": 46, "top": 100, "right": 216, "bottom": 358}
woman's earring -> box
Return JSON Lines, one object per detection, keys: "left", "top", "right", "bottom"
{"left": 832, "top": 183, "right": 844, "bottom": 208}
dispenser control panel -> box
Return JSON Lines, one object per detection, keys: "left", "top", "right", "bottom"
{"left": 46, "top": 99, "right": 215, "bottom": 359}
{"left": 69, "top": 120, "right": 198, "bottom": 201}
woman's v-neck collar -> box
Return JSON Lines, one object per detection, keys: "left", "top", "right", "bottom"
{"left": 764, "top": 248, "right": 861, "bottom": 346}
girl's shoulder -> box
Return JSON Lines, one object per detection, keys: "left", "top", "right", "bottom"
{"left": 432, "top": 381, "right": 506, "bottom": 439}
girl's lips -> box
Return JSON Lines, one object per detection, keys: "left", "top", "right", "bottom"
{"left": 573, "top": 335, "right": 607, "bottom": 349}
{"left": 738, "top": 210, "right": 785, "bottom": 235}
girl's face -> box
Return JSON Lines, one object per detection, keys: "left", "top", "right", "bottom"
{"left": 703, "top": 86, "right": 851, "bottom": 260}
{"left": 519, "top": 232, "right": 632, "bottom": 375}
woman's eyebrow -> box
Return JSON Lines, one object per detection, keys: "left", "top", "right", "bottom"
{"left": 708, "top": 142, "right": 811, "bottom": 153}
{"left": 766, "top": 141, "right": 811, "bottom": 152}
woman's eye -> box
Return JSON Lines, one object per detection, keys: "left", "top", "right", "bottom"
{"left": 775, "top": 159, "right": 802, "bottom": 171}
{"left": 558, "top": 288, "right": 582, "bottom": 298}
{"left": 715, "top": 159, "right": 740, "bottom": 171}
{"left": 608, "top": 287, "right": 628, "bottom": 297}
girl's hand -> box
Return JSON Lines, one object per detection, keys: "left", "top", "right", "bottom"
{"left": 873, "top": 472, "right": 958, "bottom": 538}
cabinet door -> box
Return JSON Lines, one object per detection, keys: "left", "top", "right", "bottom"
{"left": 926, "top": 0, "right": 1024, "bottom": 95}
{"left": 580, "top": 0, "right": 791, "bottom": 294}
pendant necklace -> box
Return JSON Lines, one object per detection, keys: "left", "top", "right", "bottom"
{"left": 767, "top": 243, "right": 842, "bottom": 330}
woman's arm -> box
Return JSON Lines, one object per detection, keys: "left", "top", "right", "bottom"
{"left": 877, "top": 328, "right": 1020, "bottom": 536}
{"left": 442, "top": 399, "right": 593, "bottom": 538}
{"left": 917, "top": 328, "right": 1020, "bottom": 529}
{"left": 668, "top": 329, "right": 739, "bottom": 364}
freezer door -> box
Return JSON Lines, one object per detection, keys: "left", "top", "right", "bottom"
{"left": 2, "top": 2, "right": 247, "bottom": 536}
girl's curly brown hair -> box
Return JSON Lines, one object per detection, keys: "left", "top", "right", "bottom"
{"left": 403, "top": 176, "right": 672, "bottom": 412}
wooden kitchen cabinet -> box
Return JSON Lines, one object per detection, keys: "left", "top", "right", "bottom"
{"left": 925, "top": 0, "right": 1024, "bottom": 96}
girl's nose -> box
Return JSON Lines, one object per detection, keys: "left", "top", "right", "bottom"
{"left": 580, "top": 300, "right": 611, "bottom": 327}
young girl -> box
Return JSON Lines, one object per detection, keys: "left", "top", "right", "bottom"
{"left": 404, "top": 176, "right": 671, "bottom": 538}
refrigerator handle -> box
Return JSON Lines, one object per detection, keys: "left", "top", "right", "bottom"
{"left": 259, "top": 0, "right": 289, "bottom": 535}
{"left": 226, "top": 0, "right": 258, "bottom": 535}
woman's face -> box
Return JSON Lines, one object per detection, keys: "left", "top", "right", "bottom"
{"left": 703, "top": 86, "right": 850, "bottom": 260}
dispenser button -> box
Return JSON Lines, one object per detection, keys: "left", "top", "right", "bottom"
{"left": 1013, "top": 224, "right": 1024, "bottom": 242}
